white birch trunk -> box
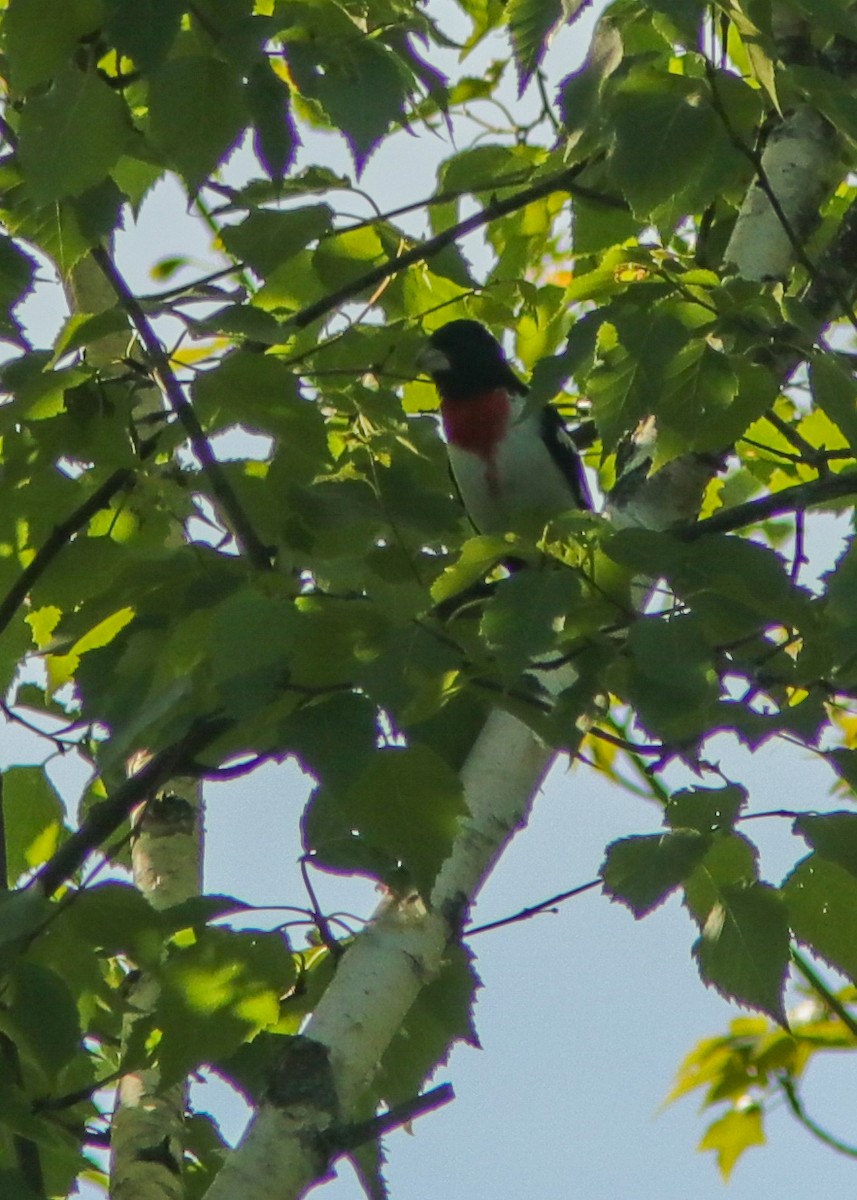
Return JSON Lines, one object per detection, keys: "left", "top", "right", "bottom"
{"left": 110, "top": 775, "right": 203, "bottom": 1200}
{"left": 724, "top": 105, "right": 839, "bottom": 281}
{"left": 205, "top": 710, "right": 554, "bottom": 1200}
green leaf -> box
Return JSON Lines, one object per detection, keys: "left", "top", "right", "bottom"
{"left": 692, "top": 883, "right": 789, "bottom": 1021}
{"left": 52, "top": 307, "right": 129, "bottom": 359}
{"left": 665, "top": 785, "right": 747, "bottom": 834}
{"left": 480, "top": 569, "right": 583, "bottom": 680}
{"left": 221, "top": 206, "right": 332, "bottom": 278}
{"left": 661, "top": 342, "right": 739, "bottom": 449}
{"left": 4, "top": 0, "right": 104, "bottom": 92}
{"left": 609, "top": 530, "right": 801, "bottom": 639}
{"left": 601, "top": 830, "right": 712, "bottom": 917}
{"left": 0, "top": 234, "right": 37, "bottom": 341}
{"left": 588, "top": 308, "right": 688, "bottom": 448}
{"left": 208, "top": 584, "right": 298, "bottom": 716}
{"left": 287, "top": 39, "right": 408, "bottom": 172}
{"left": 699, "top": 1106, "right": 765, "bottom": 1181}
{"left": 60, "top": 882, "right": 164, "bottom": 960}
{"left": 157, "top": 927, "right": 296, "bottom": 1086}
{"left": 793, "top": 811, "right": 857, "bottom": 877}
{"left": 280, "top": 693, "right": 378, "bottom": 793}
{"left": 507, "top": 0, "right": 564, "bottom": 93}
{"left": 377, "top": 943, "right": 479, "bottom": 1106}
{"left": 559, "top": 18, "right": 624, "bottom": 141}
{"left": 5, "top": 962, "right": 81, "bottom": 1080}
{"left": 430, "top": 535, "right": 517, "bottom": 604}
{"left": 304, "top": 745, "right": 467, "bottom": 897}
{"left": 683, "top": 833, "right": 759, "bottom": 925}
{"left": 810, "top": 353, "right": 857, "bottom": 453}
{"left": 783, "top": 853, "right": 857, "bottom": 981}
{"left": 624, "top": 613, "right": 718, "bottom": 741}
{"left": 827, "top": 747, "right": 857, "bottom": 792}
{"left": 0, "top": 889, "right": 53, "bottom": 951}
{"left": 147, "top": 56, "right": 248, "bottom": 190}
{"left": 1, "top": 765, "right": 68, "bottom": 885}
{"left": 18, "top": 68, "right": 132, "bottom": 203}
{"left": 104, "top": 0, "right": 183, "bottom": 70}
{"left": 608, "top": 71, "right": 723, "bottom": 214}
{"left": 246, "top": 62, "right": 299, "bottom": 181}
{"left": 193, "top": 351, "right": 328, "bottom": 477}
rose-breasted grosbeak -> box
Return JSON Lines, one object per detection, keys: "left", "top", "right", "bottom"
{"left": 419, "top": 319, "right": 592, "bottom": 532}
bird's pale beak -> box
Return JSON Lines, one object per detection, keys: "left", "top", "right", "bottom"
{"left": 416, "top": 345, "right": 451, "bottom": 374}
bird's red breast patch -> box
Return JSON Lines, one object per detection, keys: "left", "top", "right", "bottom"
{"left": 440, "top": 389, "right": 511, "bottom": 461}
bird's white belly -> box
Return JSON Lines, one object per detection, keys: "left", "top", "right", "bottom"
{"left": 448, "top": 414, "right": 575, "bottom": 532}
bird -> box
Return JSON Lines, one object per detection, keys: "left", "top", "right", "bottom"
{"left": 418, "top": 319, "right": 592, "bottom": 533}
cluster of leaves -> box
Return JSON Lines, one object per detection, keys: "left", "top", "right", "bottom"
{"left": 1, "top": 0, "right": 857, "bottom": 1193}
{"left": 666, "top": 979, "right": 857, "bottom": 1179}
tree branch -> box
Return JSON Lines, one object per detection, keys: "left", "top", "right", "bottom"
{"left": 32, "top": 717, "right": 227, "bottom": 898}
{"left": 280, "top": 162, "right": 593, "bottom": 334}
{"left": 681, "top": 469, "right": 857, "bottom": 539}
{"left": 0, "top": 466, "right": 135, "bottom": 638}
{"left": 332, "top": 1082, "right": 454, "bottom": 1153}
{"left": 90, "top": 247, "right": 273, "bottom": 571}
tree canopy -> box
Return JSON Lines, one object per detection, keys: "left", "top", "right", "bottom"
{"left": 3, "top": 0, "right": 857, "bottom": 1196}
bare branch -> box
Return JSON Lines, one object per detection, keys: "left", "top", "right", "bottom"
{"left": 682, "top": 469, "right": 857, "bottom": 539}
{"left": 91, "top": 247, "right": 273, "bottom": 571}
{"left": 332, "top": 1082, "right": 455, "bottom": 1153}
{"left": 466, "top": 880, "right": 600, "bottom": 936}
{"left": 33, "top": 717, "right": 227, "bottom": 898}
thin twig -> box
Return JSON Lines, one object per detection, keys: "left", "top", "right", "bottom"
{"left": 279, "top": 162, "right": 596, "bottom": 334}
{"left": 300, "top": 857, "right": 345, "bottom": 960}
{"left": 777, "top": 1074, "right": 857, "bottom": 1158}
{"left": 791, "top": 947, "right": 857, "bottom": 1041}
{"left": 91, "top": 247, "right": 273, "bottom": 571}
{"left": 588, "top": 727, "right": 666, "bottom": 755}
{"left": 0, "top": 467, "right": 135, "bottom": 638}
{"left": 466, "top": 880, "right": 600, "bottom": 936}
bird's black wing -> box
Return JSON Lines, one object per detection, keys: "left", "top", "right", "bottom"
{"left": 539, "top": 405, "right": 593, "bottom": 510}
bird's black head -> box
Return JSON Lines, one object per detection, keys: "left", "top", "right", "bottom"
{"left": 419, "top": 319, "right": 525, "bottom": 401}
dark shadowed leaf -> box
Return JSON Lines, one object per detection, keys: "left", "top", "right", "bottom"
{"left": 602, "top": 830, "right": 712, "bottom": 916}
{"left": 4, "top": 0, "right": 103, "bottom": 92}
{"left": 147, "top": 56, "right": 248, "bottom": 190}
{"left": 247, "top": 62, "right": 299, "bottom": 180}
{"left": 221, "top": 206, "right": 332, "bottom": 277}
{"left": 104, "top": 0, "right": 183, "bottom": 70}
{"left": 665, "top": 785, "right": 747, "bottom": 834}
{"left": 288, "top": 39, "right": 408, "bottom": 173}
{"left": 305, "top": 745, "right": 467, "bottom": 897}
{"left": 693, "top": 883, "right": 789, "bottom": 1021}
{"left": 507, "top": 0, "right": 564, "bottom": 93}
{"left": 2, "top": 765, "right": 68, "bottom": 884}
{"left": 683, "top": 834, "right": 760, "bottom": 926}
{"left": 793, "top": 810, "right": 857, "bottom": 877}
{"left": 376, "top": 943, "right": 480, "bottom": 1105}
{"left": 19, "top": 68, "right": 132, "bottom": 202}
{"left": 6, "top": 962, "right": 81, "bottom": 1080}
{"left": 783, "top": 853, "right": 857, "bottom": 981}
